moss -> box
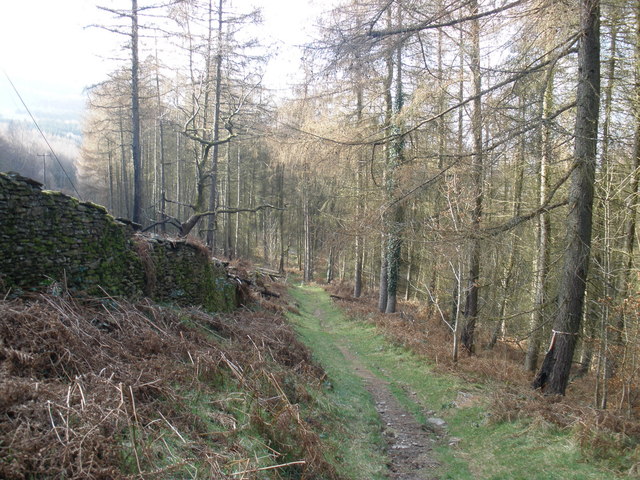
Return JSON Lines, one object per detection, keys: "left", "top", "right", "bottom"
{"left": 1, "top": 174, "right": 236, "bottom": 312}
{"left": 80, "top": 201, "right": 108, "bottom": 213}
{"left": 139, "top": 239, "right": 236, "bottom": 312}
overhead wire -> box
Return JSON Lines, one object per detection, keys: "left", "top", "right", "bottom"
{"left": 3, "top": 70, "right": 82, "bottom": 199}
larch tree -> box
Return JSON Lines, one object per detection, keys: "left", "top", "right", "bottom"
{"left": 91, "top": 1, "right": 141, "bottom": 224}
{"left": 459, "top": 0, "right": 484, "bottom": 355}
{"left": 533, "top": 0, "right": 601, "bottom": 395}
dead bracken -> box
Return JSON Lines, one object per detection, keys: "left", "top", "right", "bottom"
{"left": 0, "top": 290, "right": 340, "bottom": 479}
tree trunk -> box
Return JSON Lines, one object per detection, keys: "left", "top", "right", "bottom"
{"left": 405, "top": 241, "right": 412, "bottom": 301}
{"left": 119, "top": 112, "right": 130, "bottom": 219}
{"left": 384, "top": 8, "right": 405, "bottom": 314}
{"left": 224, "top": 145, "right": 233, "bottom": 258}
{"left": 154, "top": 53, "right": 167, "bottom": 235}
{"left": 303, "top": 168, "right": 313, "bottom": 282}
{"left": 326, "top": 245, "right": 335, "bottom": 284}
{"left": 533, "top": 0, "right": 600, "bottom": 395}
{"left": 107, "top": 147, "right": 114, "bottom": 213}
{"left": 131, "top": 0, "right": 143, "bottom": 225}
{"left": 525, "top": 66, "right": 554, "bottom": 371}
{"left": 235, "top": 148, "right": 242, "bottom": 257}
{"left": 614, "top": 2, "right": 640, "bottom": 347}
{"left": 353, "top": 82, "right": 364, "bottom": 298}
{"left": 593, "top": 16, "right": 620, "bottom": 407}
{"left": 378, "top": 238, "right": 388, "bottom": 312}
{"left": 278, "top": 163, "right": 286, "bottom": 273}
{"left": 461, "top": 0, "right": 483, "bottom": 355}
{"left": 354, "top": 228, "right": 363, "bottom": 297}
{"left": 206, "top": 0, "right": 224, "bottom": 253}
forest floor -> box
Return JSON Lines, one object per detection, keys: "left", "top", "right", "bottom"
{"left": 318, "top": 298, "right": 442, "bottom": 480}
{"left": 0, "top": 283, "right": 349, "bottom": 480}
{"left": 288, "top": 280, "right": 639, "bottom": 479}
{"left": 289, "top": 283, "right": 448, "bottom": 479}
{"left": 2, "top": 272, "right": 639, "bottom": 479}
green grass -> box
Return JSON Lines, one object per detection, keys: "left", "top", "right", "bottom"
{"left": 288, "top": 283, "right": 627, "bottom": 480}
{"left": 287, "top": 284, "right": 388, "bottom": 480}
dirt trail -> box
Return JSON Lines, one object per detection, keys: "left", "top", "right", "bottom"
{"left": 313, "top": 306, "right": 441, "bottom": 480}
{"left": 337, "top": 345, "right": 441, "bottom": 480}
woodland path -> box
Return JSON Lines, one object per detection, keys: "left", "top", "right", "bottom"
{"left": 291, "top": 283, "right": 444, "bottom": 480}
{"left": 336, "top": 342, "right": 441, "bottom": 480}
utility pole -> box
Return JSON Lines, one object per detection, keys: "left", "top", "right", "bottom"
{"left": 37, "top": 153, "right": 50, "bottom": 187}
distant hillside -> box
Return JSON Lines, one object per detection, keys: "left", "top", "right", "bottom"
{"left": 0, "top": 76, "right": 84, "bottom": 142}
{"left": 0, "top": 121, "right": 79, "bottom": 194}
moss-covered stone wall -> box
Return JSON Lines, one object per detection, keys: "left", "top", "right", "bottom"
{"left": 0, "top": 172, "right": 236, "bottom": 311}
{"left": 135, "top": 236, "right": 237, "bottom": 312}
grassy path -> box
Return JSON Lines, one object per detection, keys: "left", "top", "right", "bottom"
{"left": 287, "top": 283, "right": 626, "bottom": 480}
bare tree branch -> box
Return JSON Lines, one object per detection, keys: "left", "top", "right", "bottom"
{"left": 368, "top": 0, "right": 529, "bottom": 38}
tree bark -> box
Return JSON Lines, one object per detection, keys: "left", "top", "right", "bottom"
{"left": 460, "top": 0, "right": 483, "bottom": 355}
{"left": 533, "top": 0, "right": 600, "bottom": 395}
{"left": 278, "top": 163, "right": 286, "bottom": 273}
{"left": 525, "top": 65, "right": 555, "bottom": 372}
{"left": 615, "top": 1, "right": 640, "bottom": 345}
{"left": 119, "top": 111, "right": 130, "bottom": 219}
{"left": 488, "top": 145, "right": 523, "bottom": 350}
{"left": 224, "top": 145, "right": 233, "bottom": 258}
{"left": 206, "top": 0, "right": 224, "bottom": 252}
{"left": 131, "top": 0, "right": 143, "bottom": 225}
{"left": 303, "top": 166, "right": 313, "bottom": 282}
{"left": 353, "top": 84, "right": 364, "bottom": 298}
{"left": 378, "top": 239, "right": 388, "bottom": 312}
{"left": 384, "top": 6, "right": 405, "bottom": 314}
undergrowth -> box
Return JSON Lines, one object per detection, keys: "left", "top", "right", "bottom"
{"left": 0, "top": 290, "right": 342, "bottom": 479}
{"left": 315, "top": 281, "right": 639, "bottom": 479}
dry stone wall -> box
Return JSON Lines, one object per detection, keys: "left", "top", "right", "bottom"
{"left": 0, "top": 172, "right": 236, "bottom": 311}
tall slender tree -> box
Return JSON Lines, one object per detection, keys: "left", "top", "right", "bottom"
{"left": 533, "top": 0, "right": 601, "bottom": 395}
{"left": 130, "top": 0, "right": 143, "bottom": 224}
{"left": 460, "top": 0, "right": 484, "bottom": 354}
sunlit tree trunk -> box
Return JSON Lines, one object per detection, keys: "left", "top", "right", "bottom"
{"left": 378, "top": 243, "right": 388, "bottom": 312}
{"left": 592, "top": 15, "right": 621, "bottom": 408}
{"left": 488, "top": 126, "right": 524, "bottom": 350}
{"left": 615, "top": 1, "right": 640, "bottom": 351}
{"left": 154, "top": 50, "right": 167, "bottom": 235}
{"left": 107, "top": 146, "right": 114, "bottom": 213}
{"left": 278, "top": 163, "right": 286, "bottom": 273}
{"left": 303, "top": 165, "right": 313, "bottom": 282}
{"left": 235, "top": 148, "right": 242, "bottom": 257}
{"left": 207, "top": 0, "right": 224, "bottom": 252}
{"left": 224, "top": 145, "right": 233, "bottom": 257}
{"left": 378, "top": 15, "right": 394, "bottom": 313}
{"left": 119, "top": 111, "right": 131, "bottom": 219}
{"left": 354, "top": 84, "right": 364, "bottom": 298}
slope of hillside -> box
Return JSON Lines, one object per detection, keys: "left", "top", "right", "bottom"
{"left": 0, "top": 286, "right": 342, "bottom": 479}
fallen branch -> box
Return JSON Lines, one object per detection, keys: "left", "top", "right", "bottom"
{"left": 329, "top": 294, "right": 356, "bottom": 302}
{"left": 142, "top": 204, "right": 286, "bottom": 237}
{"left": 260, "top": 289, "right": 281, "bottom": 299}
{"left": 230, "top": 460, "right": 306, "bottom": 476}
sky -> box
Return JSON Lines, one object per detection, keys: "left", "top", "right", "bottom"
{"left": 0, "top": 0, "right": 327, "bottom": 125}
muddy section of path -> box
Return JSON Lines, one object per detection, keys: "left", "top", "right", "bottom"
{"left": 336, "top": 345, "right": 441, "bottom": 480}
